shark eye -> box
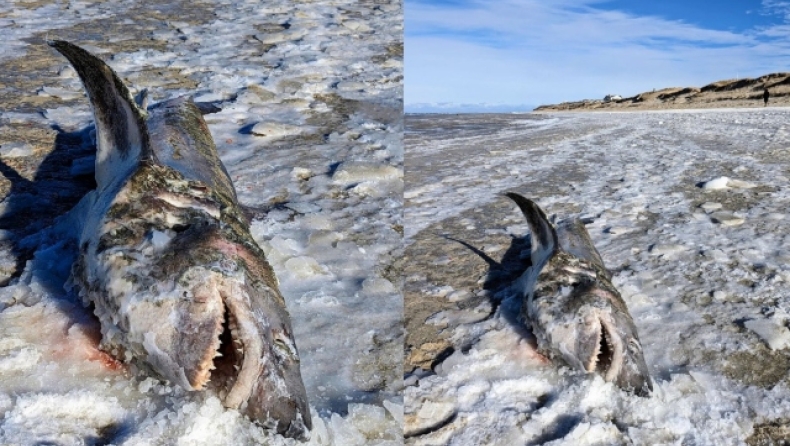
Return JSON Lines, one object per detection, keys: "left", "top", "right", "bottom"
{"left": 628, "top": 338, "right": 642, "bottom": 353}
{"left": 272, "top": 333, "right": 297, "bottom": 361}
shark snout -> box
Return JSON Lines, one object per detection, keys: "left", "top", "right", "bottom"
{"left": 572, "top": 304, "right": 652, "bottom": 396}
{"left": 154, "top": 271, "right": 311, "bottom": 440}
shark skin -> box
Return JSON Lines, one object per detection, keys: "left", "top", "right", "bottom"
{"left": 49, "top": 40, "right": 312, "bottom": 440}
{"left": 506, "top": 193, "right": 652, "bottom": 396}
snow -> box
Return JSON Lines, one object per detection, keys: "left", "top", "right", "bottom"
{"left": 405, "top": 109, "right": 790, "bottom": 445}
{"left": 0, "top": 0, "right": 402, "bottom": 443}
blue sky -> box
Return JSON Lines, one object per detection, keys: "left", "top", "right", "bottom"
{"left": 405, "top": 0, "right": 790, "bottom": 112}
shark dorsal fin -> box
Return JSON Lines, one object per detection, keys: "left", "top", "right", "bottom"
{"left": 49, "top": 40, "right": 154, "bottom": 190}
{"left": 505, "top": 193, "right": 558, "bottom": 266}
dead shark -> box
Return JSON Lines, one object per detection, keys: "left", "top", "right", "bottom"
{"left": 49, "top": 40, "right": 311, "bottom": 439}
{"left": 506, "top": 193, "right": 652, "bottom": 395}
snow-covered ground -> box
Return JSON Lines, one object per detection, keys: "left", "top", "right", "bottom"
{"left": 0, "top": 0, "right": 402, "bottom": 444}
{"left": 404, "top": 109, "right": 790, "bottom": 445}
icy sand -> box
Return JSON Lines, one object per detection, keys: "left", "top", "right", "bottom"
{"left": 404, "top": 109, "right": 790, "bottom": 445}
{"left": 0, "top": 0, "right": 402, "bottom": 444}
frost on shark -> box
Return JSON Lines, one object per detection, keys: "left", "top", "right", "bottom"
{"left": 49, "top": 40, "right": 311, "bottom": 439}
{"left": 404, "top": 112, "right": 790, "bottom": 444}
{"left": 0, "top": 0, "right": 402, "bottom": 444}
{"left": 506, "top": 193, "right": 651, "bottom": 396}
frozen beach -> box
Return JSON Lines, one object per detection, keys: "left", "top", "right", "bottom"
{"left": 404, "top": 109, "right": 790, "bottom": 445}
{"left": 0, "top": 0, "right": 402, "bottom": 444}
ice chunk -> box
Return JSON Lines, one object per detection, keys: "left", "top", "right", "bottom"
{"left": 383, "top": 400, "right": 403, "bottom": 425}
{"left": 292, "top": 167, "right": 313, "bottom": 181}
{"left": 0, "top": 142, "right": 34, "bottom": 158}
{"left": 744, "top": 318, "right": 790, "bottom": 350}
{"left": 285, "top": 256, "right": 331, "bottom": 278}
{"left": 361, "top": 277, "right": 395, "bottom": 294}
{"left": 727, "top": 178, "right": 757, "bottom": 189}
{"left": 250, "top": 122, "right": 302, "bottom": 138}
{"left": 38, "top": 86, "right": 83, "bottom": 100}
{"left": 296, "top": 290, "right": 340, "bottom": 306}
{"left": 700, "top": 202, "right": 722, "bottom": 212}
{"left": 701, "top": 176, "right": 757, "bottom": 190}
{"left": 702, "top": 177, "right": 730, "bottom": 190}
{"left": 332, "top": 163, "right": 401, "bottom": 185}
{"left": 710, "top": 212, "right": 745, "bottom": 227}
{"left": 405, "top": 401, "right": 456, "bottom": 437}
{"left": 649, "top": 244, "right": 687, "bottom": 257}
{"left": 2, "top": 391, "right": 127, "bottom": 443}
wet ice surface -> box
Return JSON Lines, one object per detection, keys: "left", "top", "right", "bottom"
{"left": 404, "top": 110, "right": 790, "bottom": 445}
{"left": 0, "top": 0, "right": 402, "bottom": 444}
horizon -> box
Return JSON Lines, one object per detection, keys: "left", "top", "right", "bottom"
{"left": 406, "top": 0, "right": 790, "bottom": 113}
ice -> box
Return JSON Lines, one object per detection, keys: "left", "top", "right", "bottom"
{"left": 2, "top": 391, "right": 128, "bottom": 444}
{"left": 744, "top": 318, "right": 790, "bottom": 351}
{"left": 285, "top": 256, "right": 332, "bottom": 279}
{"left": 702, "top": 176, "right": 731, "bottom": 190}
{"left": 333, "top": 164, "right": 402, "bottom": 185}
{"left": 0, "top": 0, "right": 402, "bottom": 442}
{"left": 405, "top": 109, "right": 790, "bottom": 444}
{"left": 0, "top": 142, "right": 34, "bottom": 158}
{"left": 406, "top": 401, "right": 456, "bottom": 437}
{"left": 250, "top": 122, "right": 304, "bottom": 138}
{"left": 700, "top": 201, "right": 722, "bottom": 212}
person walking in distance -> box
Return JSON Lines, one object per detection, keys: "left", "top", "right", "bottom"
{"left": 764, "top": 87, "right": 770, "bottom": 107}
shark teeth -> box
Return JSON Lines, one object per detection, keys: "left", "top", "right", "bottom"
{"left": 203, "top": 298, "right": 246, "bottom": 400}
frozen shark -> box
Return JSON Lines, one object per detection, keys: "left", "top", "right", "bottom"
{"left": 506, "top": 193, "right": 652, "bottom": 395}
{"left": 50, "top": 40, "right": 311, "bottom": 439}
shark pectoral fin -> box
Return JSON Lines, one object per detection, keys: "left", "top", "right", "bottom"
{"left": 505, "top": 193, "right": 558, "bottom": 265}
{"left": 48, "top": 40, "right": 154, "bottom": 190}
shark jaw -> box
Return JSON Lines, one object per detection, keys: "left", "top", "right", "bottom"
{"left": 180, "top": 269, "right": 312, "bottom": 441}
{"left": 189, "top": 277, "right": 262, "bottom": 408}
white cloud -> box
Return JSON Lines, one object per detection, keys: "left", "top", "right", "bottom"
{"left": 762, "top": 0, "right": 790, "bottom": 21}
{"left": 406, "top": 0, "right": 790, "bottom": 110}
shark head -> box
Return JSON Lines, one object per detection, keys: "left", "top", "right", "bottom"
{"left": 50, "top": 40, "right": 312, "bottom": 439}
{"left": 506, "top": 193, "right": 652, "bottom": 395}
{"left": 558, "top": 277, "right": 652, "bottom": 396}
{"left": 144, "top": 219, "right": 313, "bottom": 439}
{"left": 169, "top": 249, "right": 313, "bottom": 439}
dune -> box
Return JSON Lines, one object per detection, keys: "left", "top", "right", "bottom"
{"left": 535, "top": 72, "right": 790, "bottom": 111}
